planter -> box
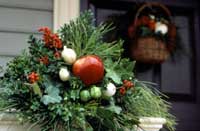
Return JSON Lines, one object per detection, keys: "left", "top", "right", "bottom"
{"left": 0, "top": 112, "right": 166, "bottom": 131}
{"left": 137, "top": 117, "right": 166, "bottom": 131}
{"left": 0, "top": 112, "right": 40, "bottom": 131}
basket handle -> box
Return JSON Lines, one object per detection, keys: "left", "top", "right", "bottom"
{"left": 134, "top": 2, "right": 172, "bottom": 28}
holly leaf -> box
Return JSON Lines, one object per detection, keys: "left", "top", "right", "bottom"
{"left": 41, "top": 84, "right": 62, "bottom": 105}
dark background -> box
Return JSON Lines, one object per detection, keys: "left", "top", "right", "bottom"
{"left": 81, "top": 0, "right": 200, "bottom": 131}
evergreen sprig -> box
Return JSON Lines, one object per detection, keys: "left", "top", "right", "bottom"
{"left": 59, "top": 11, "right": 123, "bottom": 60}
{"left": 122, "top": 80, "right": 176, "bottom": 131}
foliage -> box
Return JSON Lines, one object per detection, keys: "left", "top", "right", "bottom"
{"left": 104, "top": 58, "right": 135, "bottom": 84}
{"left": 0, "top": 11, "right": 176, "bottom": 131}
{"left": 59, "top": 12, "right": 123, "bottom": 60}
{"left": 41, "top": 81, "right": 62, "bottom": 105}
{"left": 122, "top": 80, "right": 176, "bottom": 131}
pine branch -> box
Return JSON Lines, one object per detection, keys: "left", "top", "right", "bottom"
{"left": 59, "top": 11, "right": 123, "bottom": 60}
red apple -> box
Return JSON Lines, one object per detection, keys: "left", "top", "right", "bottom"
{"left": 72, "top": 55, "right": 104, "bottom": 86}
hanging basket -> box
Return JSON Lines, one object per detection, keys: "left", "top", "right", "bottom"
{"left": 128, "top": 2, "right": 176, "bottom": 64}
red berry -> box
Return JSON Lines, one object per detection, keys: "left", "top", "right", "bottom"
{"left": 119, "top": 87, "right": 126, "bottom": 95}
{"left": 28, "top": 72, "right": 39, "bottom": 83}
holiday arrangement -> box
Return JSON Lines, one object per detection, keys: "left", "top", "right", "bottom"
{"left": 0, "top": 11, "right": 176, "bottom": 131}
{"left": 128, "top": 3, "right": 177, "bottom": 64}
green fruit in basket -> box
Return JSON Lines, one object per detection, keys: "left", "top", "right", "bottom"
{"left": 90, "top": 86, "right": 102, "bottom": 99}
{"left": 80, "top": 90, "right": 91, "bottom": 102}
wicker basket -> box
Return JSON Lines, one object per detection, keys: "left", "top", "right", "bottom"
{"left": 129, "top": 3, "right": 175, "bottom": 64}
{"left": 132, "top": 37, "right": 169, "bottom": 63}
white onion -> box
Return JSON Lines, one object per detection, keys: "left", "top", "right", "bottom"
{"left": 61, "top": 46, "right": 77, "bottom": 65}
{"left": 59, "top": 68, "right": 70, "bottom": 81}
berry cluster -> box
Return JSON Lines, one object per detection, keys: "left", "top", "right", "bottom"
{"left": 39, "top": 56, "right": 49, "bottom": 65}
{"left": 119, "top": 80, "right": 134, "bottom": 95}
{"left": 39, "top": 27, "right": 62, "bottom": 49}
{"left": 28, "top": 72, "right": 39, "bottom": 83}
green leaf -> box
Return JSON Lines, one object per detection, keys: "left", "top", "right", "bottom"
{"left": 103, "top": 118, "right": 116, "bottom": 130}
{"left": 106, "top": 105, "right": 122, "bottom": 115}
{"left": 105, "top": 59, "right": 135, "bottom": 84}
{"left": 97, "top": 107, "right": 117, "bottom": 130}
{"left": 117, "top": 59, "right": 135, "bottom": 80}
{"left": 41, "top": 84, "right": 62, "bottom": 105}
{"left": 70, "top": 89, "right": 80, "bottom": 101}
{"left": 105, "top": 69, "right": 121, "bottom": 84}
{"left": 106, "top": 97, "right": 122, "bottom": 114}
{"left": 97, "top": 107, "right": 114, "bottom": 119}
{"left": 24, "top": 83, "right": 42, "bottom": 97}
{"left": 32, "top": 83, "right": 42, "bottom": 97}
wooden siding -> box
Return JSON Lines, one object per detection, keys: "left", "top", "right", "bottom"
{"left": 0, "top": 0, "right": 53, "bottom": 76}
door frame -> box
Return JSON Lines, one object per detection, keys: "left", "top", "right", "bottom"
{"left": 53, "top": 0, "right": 80, "bottom": 31}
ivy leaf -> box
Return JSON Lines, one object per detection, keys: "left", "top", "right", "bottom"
{"left": 41, "top": 84, "right": 62, "bottom": 105}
